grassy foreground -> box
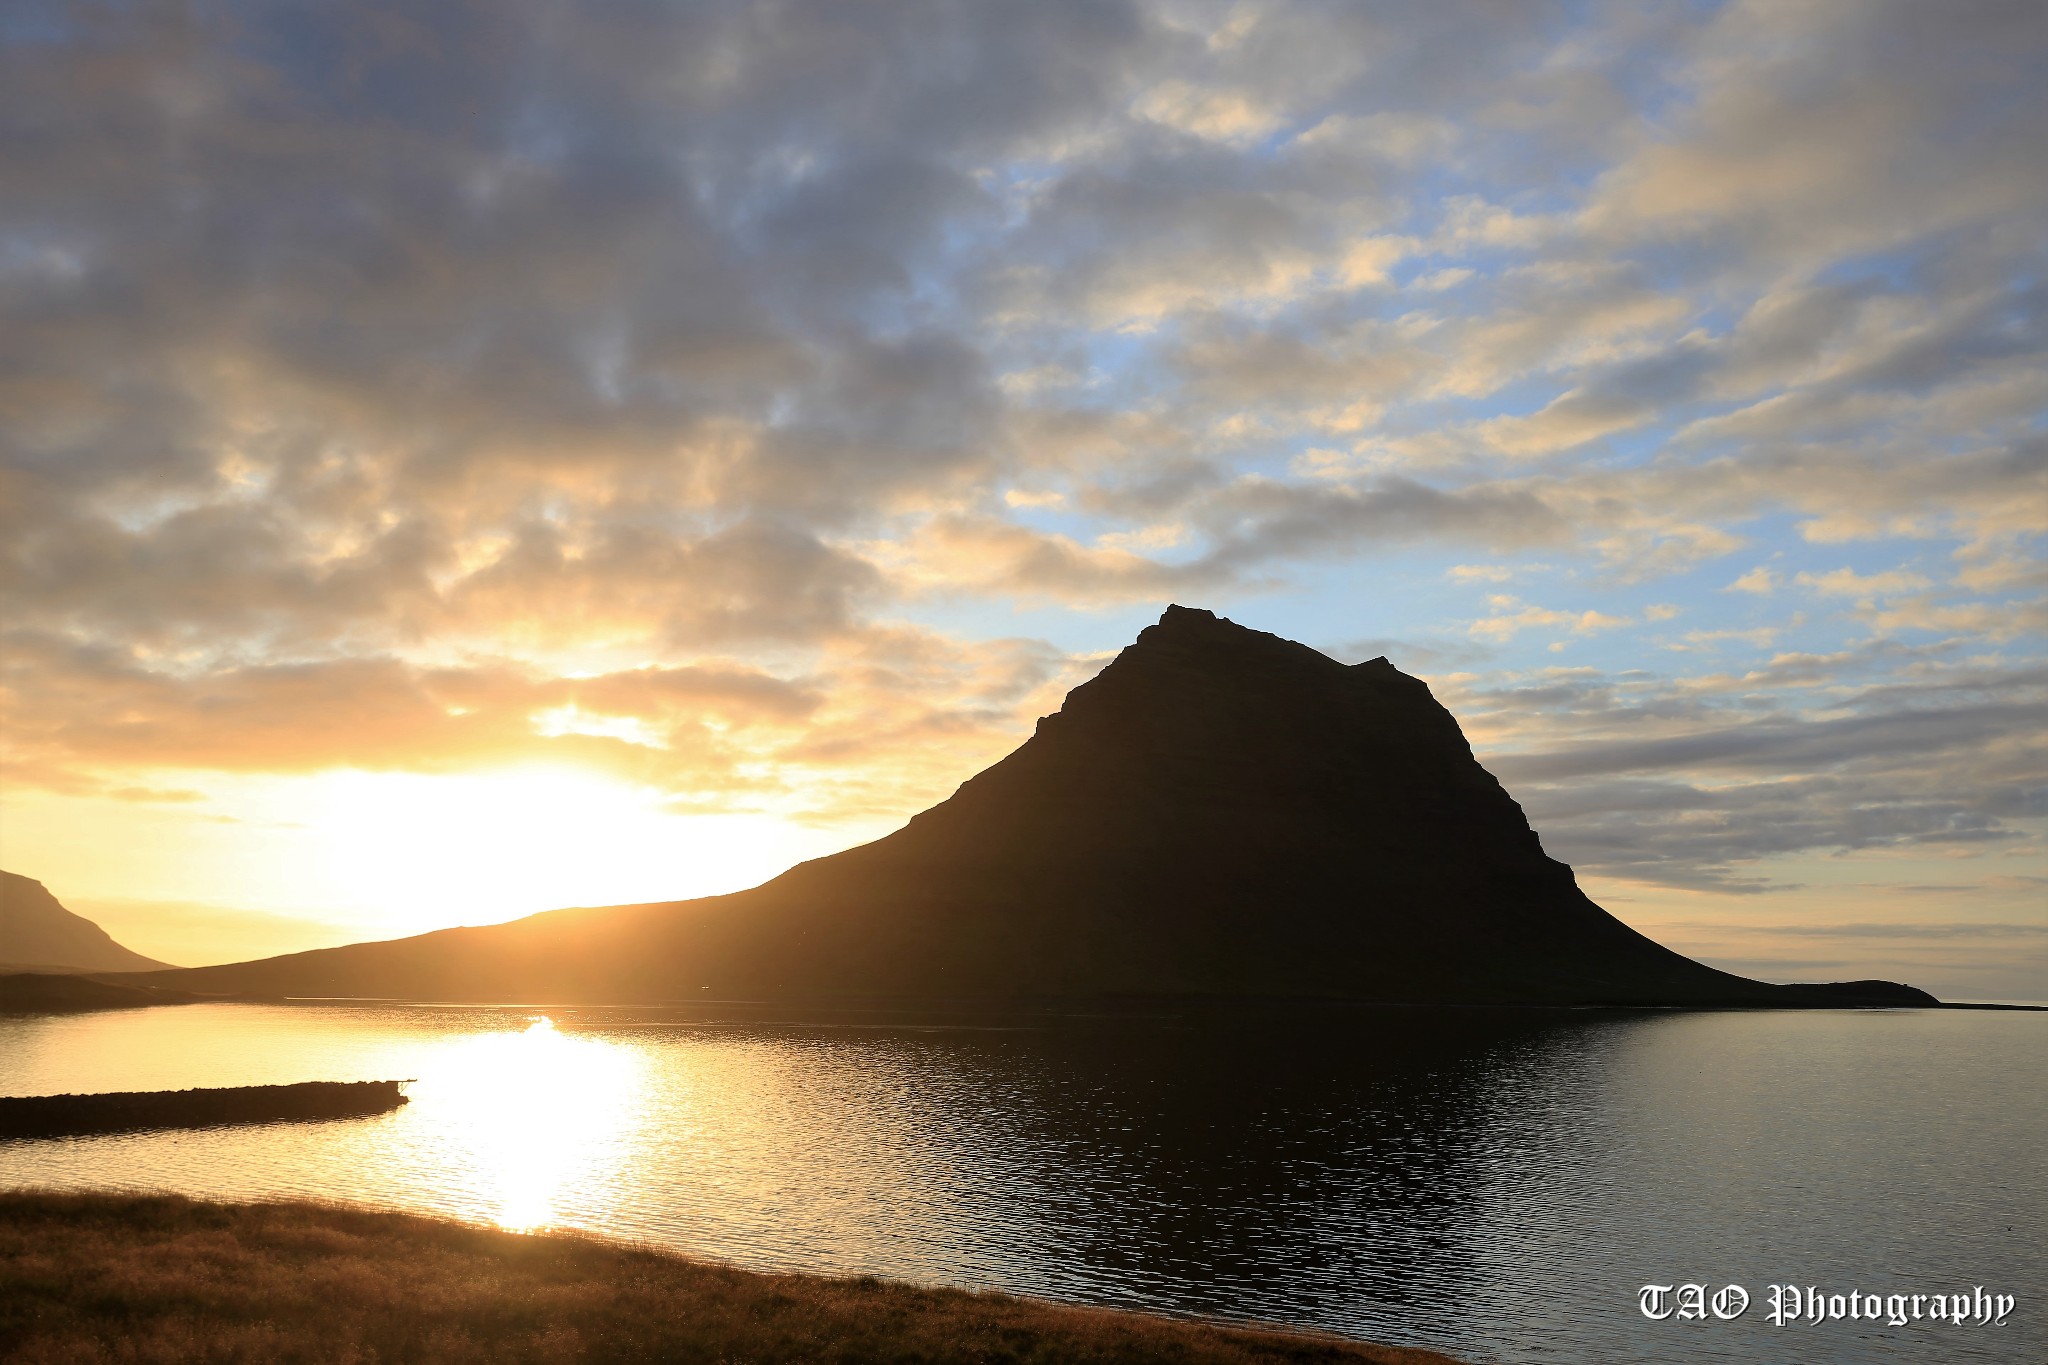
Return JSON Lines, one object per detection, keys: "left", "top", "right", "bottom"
{"left": 0, "top": 1192, "right": 1467, "bottom": 1365}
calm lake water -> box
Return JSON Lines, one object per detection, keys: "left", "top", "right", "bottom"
{"left": 1, "top": 1002, "right": 2040, "bottom": 1364}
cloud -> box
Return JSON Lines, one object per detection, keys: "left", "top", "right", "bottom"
{"left": 1189, "top": 476, "right": 1569, "bottom": 573}
{"left": 881, "top": 514, "right": 1225, "bottom": 604}
{"left": 1793, "top": 567, "right": 1931, "bottom": 598}
{"left": 1469, "top": 598, "right": 1631, "bottom": 643}
{"left": 1133, "top": 80, "right": 1285, "bottom": 145}
{"left": 1579, "top": 0, "right": 2048, "bottom": 273}
{"left": 0, "top": 619, "right": 1104, "bottom": 832}
{"left": 1449, "top": 654, "right": 2048, "bottom": 892}
{"left": 443, "top": 517, "right": 887, "bottom": 650}
{"left": 0, "top": 631, "right": 811, "bottom": 786}
{"left": 1870, "top": 594, "right": 2048, "bottom": 643}
{"left": 1494, "top": 700, "right": 2047, "bottom": 784}
{"left": 10, "top": 0, "right": 2041, "bottom": 654}
{"left": 1739, "top": 921, "right": 2048, "bottom": 941}
{"left": 1476, "top": 342, "right": 1717, "bottom": 457}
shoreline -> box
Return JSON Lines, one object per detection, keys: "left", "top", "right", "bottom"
{"left": 22, "top": 975, "right": 2041, "bottom": 1022}
{"left": 0, "top": 1190, "right": 1470, "bottom": 1364}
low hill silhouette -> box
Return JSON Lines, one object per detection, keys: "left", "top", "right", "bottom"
{"left": 133, "top": 607, "right": 1934, "bottom": 1008}
{"left": 0, "top": 972, "right": 208, "bottom": 1014}
{"left": 1, "top": 872, "right": 171, "bottom": 974}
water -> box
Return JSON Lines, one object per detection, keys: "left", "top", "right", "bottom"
{"left": 1, "top": 1002, "right": 2040, "bottom": 1364}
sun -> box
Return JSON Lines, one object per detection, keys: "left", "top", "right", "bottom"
{"left": 304, "top": 765, "right": 836, "bottom": 936}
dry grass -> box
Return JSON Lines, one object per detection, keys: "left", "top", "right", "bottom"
{"left": 0, "top": 1191, "right": 1466, "bottom": 1365}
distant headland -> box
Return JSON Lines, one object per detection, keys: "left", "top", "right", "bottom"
{"left": 1, "top": 871, "right": 170, "bottom": 975}
{"left": 118, "top": 606, "right": 1935, "bottom": 1009}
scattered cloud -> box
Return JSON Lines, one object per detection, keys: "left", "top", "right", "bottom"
{"left": 1470, "top": 597, "right": 1632, "bottom": 643}
{"left": 1794, "top": 567, "right": 1932, "bottom": 598}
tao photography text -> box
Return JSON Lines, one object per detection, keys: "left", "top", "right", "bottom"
{"left": 1638, "top": 1283, "right": 2015, "bottom": 1329}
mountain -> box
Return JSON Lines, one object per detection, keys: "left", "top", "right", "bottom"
{"left": 134, "top": 607, "right": 1935, "bottom": 1007}
{"left": 1, "top": 871, "right": 173, "bottom": 973}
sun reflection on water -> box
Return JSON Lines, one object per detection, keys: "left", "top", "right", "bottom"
{"left": 423, "top": 1015, "right": 645, "bottom": 1232}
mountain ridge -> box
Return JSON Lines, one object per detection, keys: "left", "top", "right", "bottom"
{"left": 126, "top": 606, "right": 1936, "bottom": 1008}
{"left": 0, "top": 871, "right": 173, "bottom": 974}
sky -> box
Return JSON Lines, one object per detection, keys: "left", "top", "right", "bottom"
{"left": 1, "top": 0, "right": 2043, "bottom": 999}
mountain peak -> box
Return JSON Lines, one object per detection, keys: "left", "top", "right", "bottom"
{"left": 1049, "top": 606, "right": 1436, "bottom": 752}
{"left": 1142, "top": 603, "right": 1307, "bottom": 652}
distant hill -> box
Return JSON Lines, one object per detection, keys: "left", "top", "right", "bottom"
{"left": 0, "top": 972, "right": 205, "bottom": 1014}
{"left": 0, "top": 872, "right": 172, "bottom": 974}
{"left": 134, "top": 607, "right": 1936, "bottom": 1008}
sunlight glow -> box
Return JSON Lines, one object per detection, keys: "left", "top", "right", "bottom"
{"left": 308, "top": 766, "right": 838, "bottom": 935}
{"left": 426, "top": 1016, "right": 645, "bottom": 1233}
{"left": 529, "top": 704, "right": 669, "bottom": 749}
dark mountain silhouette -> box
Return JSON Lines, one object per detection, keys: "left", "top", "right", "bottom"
{"left": 133, "top": 607, "right": 1934, "bottom": 1007}
{"left": 1, "top": 871, "right": 172, "bottom": 973}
